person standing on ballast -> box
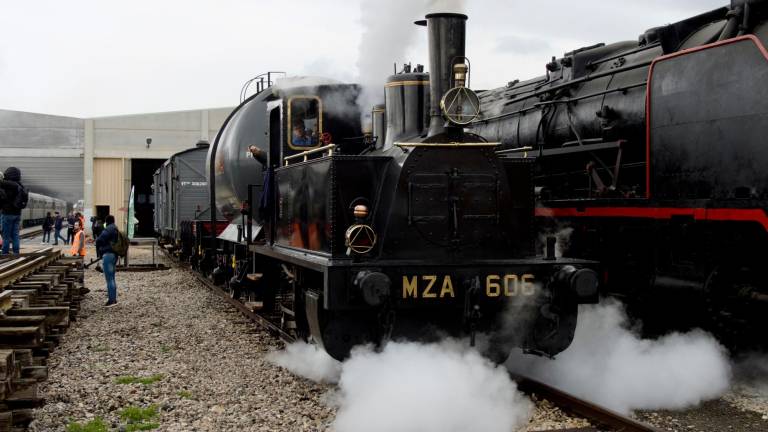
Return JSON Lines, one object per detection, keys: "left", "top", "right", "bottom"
{"left": 95, "top": 215, "right": 119, "bottom": 307}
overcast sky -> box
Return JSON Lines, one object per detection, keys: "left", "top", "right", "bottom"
{"left": 0, "top": 0, "right": 725, "bottom": 118}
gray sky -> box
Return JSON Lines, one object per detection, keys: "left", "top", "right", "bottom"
{"left": 0, "top": 0, "right": 726, "bottom": 118}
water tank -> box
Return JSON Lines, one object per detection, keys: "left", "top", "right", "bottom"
{"left": 207, "top": 91, "right": 270, "bottom": 221}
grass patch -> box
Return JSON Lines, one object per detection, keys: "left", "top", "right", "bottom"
{"left": 90, "top": 345, "right": 109, "bottom": 352}
{"left": 126, "top": 422, "right": 160, "bottom": 431}
{"left": 120, "top": 404, "right": 160, "bottom": 430}
{"left": 177, "top": 390, "right": 193, "bottom": 399}
{"left": 159, "top": 345, "right": 172, "bottom": 353}
{"left": 114, "top": 374, "right": 164, "bottom": 385}
{"left": 66, "top": 418, "right": 108, "bottom": 432}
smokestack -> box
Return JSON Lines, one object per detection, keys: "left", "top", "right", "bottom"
{"left": 416, "top": 13, "right": 468, "bottom": 137}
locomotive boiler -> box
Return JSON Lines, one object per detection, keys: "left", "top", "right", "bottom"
{"left": 201, "top": 12, "right": 599, "bottom": 361}
{"left": 472, "top": 0, "right": 768, "bottom": 345}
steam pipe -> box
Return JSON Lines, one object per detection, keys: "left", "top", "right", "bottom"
{"left": 718, "top": 7, "right": 742, "bottom": 40}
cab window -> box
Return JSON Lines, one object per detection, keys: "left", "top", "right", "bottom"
{"left": 288, "top": 96, "right": 322, "bottom": 150}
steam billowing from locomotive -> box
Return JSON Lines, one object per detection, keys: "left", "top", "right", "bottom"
{"left": 506, "top": 300, "right": 732, "bottom": 414}
{"left": 354, "top": 0, "right": 467, "bottom": 129}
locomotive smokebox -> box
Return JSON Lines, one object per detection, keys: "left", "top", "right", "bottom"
{"left": 416, "top": 13, "right": 467, "bottom": 136}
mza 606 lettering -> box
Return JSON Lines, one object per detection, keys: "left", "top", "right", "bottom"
{"left": 161, "top": 13, "right": 600, "bottom": 361}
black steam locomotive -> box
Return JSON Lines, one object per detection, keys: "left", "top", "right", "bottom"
{"left": 472, "top": 0, "right": 768, "bottom": 345}
{"left": 182, "top": 13, "right": 599, "bottom": 361}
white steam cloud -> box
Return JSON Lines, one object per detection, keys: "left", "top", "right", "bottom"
{"left": 354, "top": 0, "right": 467, "bottom": 127}
{"left": 266, "top": 341, "right": 341, "bottom": 384}
{"left": 538, "top": 225, "right": 573, "bottom": 258}
{"left": 269, "top": 340, "right": 532, "bottom": 432}
{"left": 507, "top": 299, "right": 732, "bottom": 414}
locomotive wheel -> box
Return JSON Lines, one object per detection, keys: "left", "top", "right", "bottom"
{"left": 316, "top": 312, "right": 377, "bottom": 361}
{"left": 704, "top": 266, "right": 767, "bottom": 352}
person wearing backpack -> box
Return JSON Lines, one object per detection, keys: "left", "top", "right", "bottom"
{"left": 66, "top": 212, "right": 76, "bottom": 245}
{"left": 96, "top": 214, "right": 120, "bottom": 307}
{"left": 0, "top": 167, "right": 27, "bottom": 255}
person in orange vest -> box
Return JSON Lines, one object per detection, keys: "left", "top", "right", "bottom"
{"left": 76, "top": 212, "right": 85, "bottom": 235}
{"left": 70, "top": 220, "right": 87, "bottom": 257}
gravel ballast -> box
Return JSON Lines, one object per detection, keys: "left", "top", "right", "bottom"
{"left": 29, "top": 248, "right": 335, "bottom": 431}
{"left": 27, "top": 246, "right": 597, "bottom": 431}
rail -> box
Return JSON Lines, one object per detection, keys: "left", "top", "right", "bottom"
{"left": 283, "top": 144, "right": 336, "bottom": 166}
{"left": 511, "top": 373, "right": 662, "bottom": 432}
{"left": 0, "top": 248, "right": 60, "bottom": 290}
{"left": 20, "top": 226, "right": 42, "bottom": 239}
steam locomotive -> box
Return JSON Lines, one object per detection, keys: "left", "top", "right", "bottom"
{"left": 174, "top": 13, "right": 599, "bottom": 361}
{"left": 472, "top": 0, "right": 768, "bottom": 345}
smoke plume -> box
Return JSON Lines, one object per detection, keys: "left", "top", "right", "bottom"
{"left": 538, "top": 225, "right": 574, "bottom": 258}
{"left": 506, "top": 299, "right": 732, "bottom": 414}
{"left": 333, "top": 341, "right": 531, "bottom": 432}
{"left": 269, "top": 340, "right": 532, "bottom": 432}
{"left": 354, "top": 0, "right": 467, "bottom": 128}
{"left": 266, "top": 341, "right": 341, "bottom": 384}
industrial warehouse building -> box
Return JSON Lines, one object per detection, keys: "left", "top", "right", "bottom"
{"left": 0, "top": 107, "right": 233, "bottom": 236}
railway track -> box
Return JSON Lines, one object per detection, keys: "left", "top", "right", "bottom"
{"left": 19, "top": 227, "right": 42, "bottom": 240}
{"left": 0, "top": 248, "right": 59, "bottom": 290}
{"left": 0, "top": 247, "right": 86, "bottom": 430}
{"left": 513, "top": 374, "right": 662, "bottom": 432}
{"left": 163, "top": 251, "right": 660, "bottom": 432}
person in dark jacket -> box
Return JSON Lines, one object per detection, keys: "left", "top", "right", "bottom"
{"left": 91, "top": 216, "right": 104, "bottom": 238}
{"left": 53, "top": 211, "right": 67, "bottom": 245}
{"left": 0, "top": 171, "right": 5, "bottom": 205}
{"left": 0, "top": 167, "right": 24, "bottom": 254}
{"left": 42, "top": 212, "right": 53, "bottom": 243}
{"left": 96, "top": 215, "right": 118, "bottom": 307}
{"left": 66, "top": 212, "right": 76, "bottom": 245}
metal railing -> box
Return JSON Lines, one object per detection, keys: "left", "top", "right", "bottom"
{"left": 283, "top": 144, "right": 336, "bottom": 166}
{"left": 239, "top": 71, "right": 286, "bottom": 103}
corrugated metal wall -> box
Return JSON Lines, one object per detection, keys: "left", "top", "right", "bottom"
{"left": 1, "top": 110, "right": 84, "bottom": 206}
{"left": 0, "top": 109, "right": 83, "bottom": 150}
{"left": 93, "top": 158, "right": 126, "bottom": 229}
{"left": 0, "top": 157, "right": 83, "bottom": 205}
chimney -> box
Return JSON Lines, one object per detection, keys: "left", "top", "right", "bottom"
{"left": 416, "top": 13, "right": 468, "bottom": 137}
